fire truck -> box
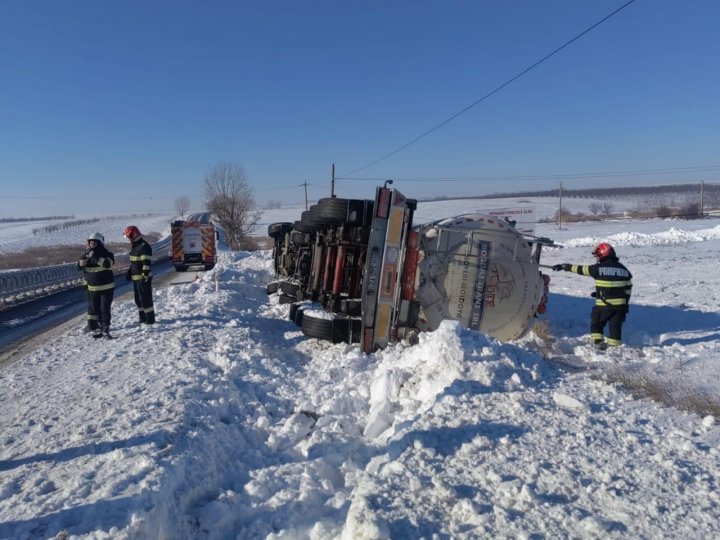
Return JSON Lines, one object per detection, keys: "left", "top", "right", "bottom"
{"left": 170, "top": 220, "right": 217, "bottom": 272}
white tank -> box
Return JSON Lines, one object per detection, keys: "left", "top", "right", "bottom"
{"left": 414, "top": 214, "right": 547, "bottom": 341}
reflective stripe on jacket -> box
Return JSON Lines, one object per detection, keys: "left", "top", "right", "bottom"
{"left": 78, "top": 247, "right": 115, "bottom": 292}
{"left": 570, "top": 257, "right": 632, "bottom": 308}
{"left": 129, "top": 238, "right": 153, "bottom": 280}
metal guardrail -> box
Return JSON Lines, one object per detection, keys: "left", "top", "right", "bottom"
{"left": 0, "top": 237, "right": 171, "bottom": 309}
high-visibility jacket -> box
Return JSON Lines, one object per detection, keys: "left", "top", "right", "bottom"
{"left": 128, "top": 237, "right": 153, "bottom": 281}
{"left": 568, "top": 257, "right": 632, "bottom": 309}
{"left": 78, "top": 246, "right": 115, "bottom": 292}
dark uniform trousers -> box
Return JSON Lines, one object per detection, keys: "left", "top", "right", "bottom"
{"left": 134, "top": 279, "right": 155, "bottom": 324}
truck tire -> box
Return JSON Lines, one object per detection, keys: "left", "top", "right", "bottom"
{"left": 301, "top": 314, "right": 351, "bottom": 344}
{"left": 288, "top": 302, "right": 307, "bottom": 326}
{"left": 268, "top": 222, "right": 292, "bottom": 239}
{"left": 316, "top": 198, "right": 349, "bottom": 223}
{"left": 294, "top": 219, "right": 323, "bottom": 233}
{"left": 280, "top": 281, "right": 301, "bottom": 295}
{"left": 278, "top": 293, "right": 295, "bottom": 305}
{"left": 175, "top": 265, "right": 188, "bottom": 272}
{"left": 295, "top": 307, "right": 305, "bottom": 327}
{"left": 289, "top": 302, "right": 301, "bottom": 322}
{"left": 267, "top": 281, "right": 280, "bottom": 294}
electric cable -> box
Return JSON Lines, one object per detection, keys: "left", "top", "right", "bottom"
{"left": 340, "top": 0, "right": 638, "bottom": 178}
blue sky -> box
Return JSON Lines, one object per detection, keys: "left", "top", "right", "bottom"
{"left": 1, "top": 0, "right": 719, "bottom": 216}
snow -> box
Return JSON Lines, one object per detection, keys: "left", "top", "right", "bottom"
{"left": 0, "top": 215, "right": 175, "bottom": 256}
{"left": 1, "top": 199, "right": 720, "bottom": 539}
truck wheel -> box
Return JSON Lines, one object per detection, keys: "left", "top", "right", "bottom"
{"left": 301, "top": 314, "right": 351, "bottom": 344}
{"left": 204, "top": 264, "right": 215, "bottom": 271}
{"left": 268, "top": 222, "right": 292, "bottom": 239}
{"left": 294, "top": 220, "right": 322, "bottom": 233}
{"left": 267, "top": 281, "right": 280, "bottom": 294}
{"left": 175, "top": 266, "right": 187, "bottom": 272}
{"left": 316, "top": 198, "right": 349, "bottom": 223}
{"left": 288, "top": 303, "right": 307, "bottom": 326}
{"left": 280, "top": 281, "right": 300, "bottom": 295}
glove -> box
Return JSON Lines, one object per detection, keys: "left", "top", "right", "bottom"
{"left": 78, "top": 259, "right": 87, "bottom": 267}
{"left": 142, "top": 273, "right": 150, "bottom": 282}
{"left": 126, "top": 271, "right": 132, "bottom": 281}
{"left": 591, "top": 292, "right": 597, "bottom": 298}
{"left": 552, "top": 264, "right": 565, "bottom": 271}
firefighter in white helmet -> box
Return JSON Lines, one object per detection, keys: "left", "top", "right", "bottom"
{"left": 77, "top": 232, "right": 115, "bottom": 338}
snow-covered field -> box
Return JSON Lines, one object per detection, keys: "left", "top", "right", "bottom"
{"left": 0, "top": 194, "right": 640, "bottom": 256}
{"left": 1, "top": 197, "right": 719, "bottom": 538}
{"left": 0, "top": 214, "right": 176, "bottom": 255}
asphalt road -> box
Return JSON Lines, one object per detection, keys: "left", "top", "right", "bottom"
{"left": 0, "top": 260, "right": 179, "bottom": 363}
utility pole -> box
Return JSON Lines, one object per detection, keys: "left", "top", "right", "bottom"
{"left": 331, "top": 163, "right": 335, "bottom": 198}
{"left": 298, "top": 181, "right": 309, "bottom": 211}
{"left": 700, "top": 181, "right": 705, "bottom": 217}
{"left": 558, "top": 181, "right": 563, "bottom": 230}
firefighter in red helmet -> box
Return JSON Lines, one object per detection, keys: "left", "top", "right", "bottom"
{"left": 552, "top": 242, "right": 632, "bottom": 349}
{"left": 124, "top": 225, "right": 155, "bottom": 324}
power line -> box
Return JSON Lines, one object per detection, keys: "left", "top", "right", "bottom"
{"left": 340, "top": 0, "right": 638, "bottom": 178}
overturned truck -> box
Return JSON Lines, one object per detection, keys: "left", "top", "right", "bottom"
{"left": 267, "top": 184, "right": 553, "bottom": 353}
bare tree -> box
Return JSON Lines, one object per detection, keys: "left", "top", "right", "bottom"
{"left": 175, "top": 196, "right": 190, "bottom": 218}
{"left": 601, "top": 202, "right": 615, "bottom": 216}
{"left": 588, "top": 202, "right": 602, "bottom": 215}
{"left": 204, "top": 162, "right": 261, "bottom": 250}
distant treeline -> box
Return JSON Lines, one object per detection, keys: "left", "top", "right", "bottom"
{"left": 419, "top": 183, "right": 720, "bottom": 202}
{"left": 28, "top": 213, "right": 166, "bottom": 236}
{"left": 0, "top": 215, "right": 74, "bottom": 223}
{"left": 33, "top": 218, "right": 102, "bottom": 235}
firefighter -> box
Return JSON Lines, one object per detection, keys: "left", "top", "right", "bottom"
{"left": 124, "top": 225, "right": 155, "bottom": 324}
{"left": 79, "top": 238, "right": 99, "bottom": 333}
{"left": 77, "top": 232, "right": 115, "bottom": 338}
{"left": 552, "top": 242, "right": 632, "bottom": 349}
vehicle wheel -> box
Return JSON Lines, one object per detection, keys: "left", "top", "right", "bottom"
{"left": 294, "top": 307, "right": 305, "bottom": 327}
{"left": 175, "top": 266, "right": 187, "bottom": 272}
{"left": 294, "top": 220, "right": 322, "bottom": 233}
{"left": 280, "top": 281, "right": 301, "bottom": 295}
{"left": 278, "top": 293, "right": 295, "bottom": 305}
{"left": 268, "top": 222, "right": 293, "bottom": 239}
{"left": 204, "top": 264, "right": 215, "bottom": 271}
{"left": 316, "top": 198, "right": 349, "bottom": 223}
{"left": 288, "top": 303, "right": 307, "bottom": 326}
{"left": 301, "top": 313, "right": 351, "bottom": 344}
{"left": 267, "top": 281, "right": 280, "bottom": 294}
{"left": 289, "top": 302, "right": 301, "bottom": 322}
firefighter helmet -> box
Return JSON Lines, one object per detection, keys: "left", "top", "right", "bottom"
{"left": 123, "top": 225, "right": 141, "bottom": 241}
{"left": 592, "top": 242, "right": 615, "bottom": 260}
{"left": 87, "top": 232, "right": 104, "bottom": 244}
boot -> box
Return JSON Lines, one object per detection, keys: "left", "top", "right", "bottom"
{"left": 138, "top": 311, "right": 146, "bottom": 324}
{"left": 145, "top": 311, "right": 155, "bottom": 325}
{"left": 103, "top": 325, "right": 113, "bottom": 339}
{"left": 84, "top": 320, "right": 98, "bottom": 333}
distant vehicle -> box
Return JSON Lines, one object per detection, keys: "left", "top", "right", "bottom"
{"left": 267, "top": 184, "right": 554, "bottom": 352}
{"left": 170, "top": 220, "right": 217, "bottom": 272}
